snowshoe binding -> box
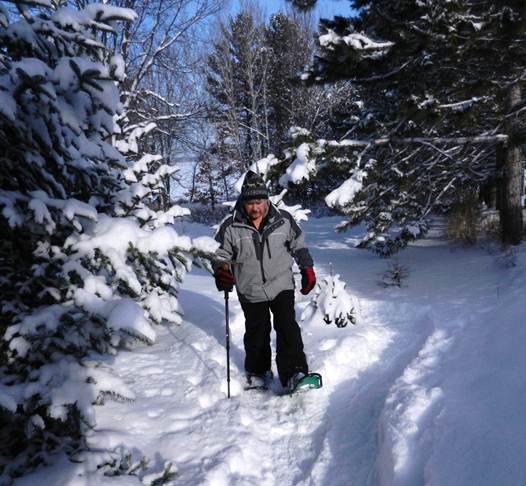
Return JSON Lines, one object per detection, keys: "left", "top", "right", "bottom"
{"left": 286, "top": 372, "right": 323, "bottom": 395}
{"left": 244, "top": 370, "right": 274, "bottom": 391}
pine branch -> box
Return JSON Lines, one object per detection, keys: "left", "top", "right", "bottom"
{"left": 332, "top": 134, "right": 508, "bottom": 148}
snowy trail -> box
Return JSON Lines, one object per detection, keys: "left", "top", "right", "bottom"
{"left": 87, "top": 262, "right": 437, "bottom": 485}
{"left": 85, "top": 218, "right": 445, "bottom": 485}
{"left": 18, "top": 217, "right": 526, "bottom": 486}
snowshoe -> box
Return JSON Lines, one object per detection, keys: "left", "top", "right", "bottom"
{"left": 286, "top": 372, "right": 323, "bottom": 395}
{"left": 244, "top": 371, "right": 274, "bottom": 391}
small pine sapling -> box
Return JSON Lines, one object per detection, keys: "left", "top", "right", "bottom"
{"left": 78, "top": 446, "right": 176, "bottom": 483}
{"left": 379, "top": 260, "right": 410, "bottom": 288}
{"left": 145, "top": 462, "right": 178, "bottom": 486}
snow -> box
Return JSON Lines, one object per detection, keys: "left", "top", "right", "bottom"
{"left": 53, "top": 7, "right": 91, "bottom": 31}
{"left": 0, "top": 190, "right": 25, "bottom": 227}
{"left": 84, "top": 4, "right": 138, "bottom": 23}
{"left": 107, "top": 299, "right": 157, "bottom": 344}
{"left": 279, "top": 142, "right": 316, "bottom": 186}
{"left": 26, "top": 359, "right": 135, "bottom": 427}
{"left": 15, "top": 217, "right": 526, "bottom": 486}
{"left": 8, "top": 336, "right": 31, "bottom": 358}
{"left": 319, "top": 30, "right": 393, "bottom": 55}
{"left": 51, "top": 4, "right": 137, "bottom": 34}
{"left": 343, "top": 33, "right": 393, "bottom": 53}
{"left": 0, "top": 385, "right": 19, "bottom": 413}
{"left": 116, "top": 123, "right": 157, "bottom": 154}
{"left": 268, "top": 189, "right": 311, "bottom": 223}
{"left": 192, "top": 235, "right": 220, "bottom": 254}
{"left": 143, "top": 292, "right": 182, "bottom": 325}
{"left": 0, "top": 5, "right": 7, "bottom": 28}
{"left": 319, "top": 29, "right": 341, "bottom": 49}
{"left": 325, "top": 170, "right": 366, "bottom": 208}
{"left": 301, "top": 273, "right": 360, "bottom": 328}
{"left": 5, "top": 304, "right": 67, "bottom": 341}
{"left": 68, "top": 215, "right": 194, "bottom": 261}
{"left": 289, "top": 126, "right": 311, "bottom": 140}
{"left": 0, "top": 90, "right": 16, "bottom": 121}
{"left": 62, "top": 214, "right": 215, "bottom": 341}
{"left": 125, "top": 154, "right": 163, "bottom": 178}
{"left": 12, "top": 58, "right": 50, "bottom": 78}
{"left": 28, "top": 197, "right": 55, "bottom": 232}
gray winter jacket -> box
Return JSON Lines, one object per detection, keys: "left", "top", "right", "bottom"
{"left": 214, "top": 201, "right": 314, "bottom": 303}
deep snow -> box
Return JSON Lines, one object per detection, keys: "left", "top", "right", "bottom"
{"left": 17, "top": 217, "right": 526, "bottom": 486}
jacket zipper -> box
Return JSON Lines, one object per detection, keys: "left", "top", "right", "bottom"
{"left": 234, "top": 218, "right": 283, "bottom": 285}
{"left": 258, "top": 233, "right": 266, "bottom": 283}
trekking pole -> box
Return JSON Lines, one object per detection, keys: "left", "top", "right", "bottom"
{"left": 224, "top": 290, "right": 231, "bottom": 398}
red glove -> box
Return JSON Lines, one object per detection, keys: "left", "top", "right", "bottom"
{"left": 214, "top": 267, "right": 235, "bottom": 292}
{"left": 300, "top": 267, "right": 316, "bottom": 295}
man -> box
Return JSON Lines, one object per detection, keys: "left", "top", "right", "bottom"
{"left": 213, "top": 170, "right": 317, "bottom": 392}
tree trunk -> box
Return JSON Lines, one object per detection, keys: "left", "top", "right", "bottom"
{"left": 499, "top": 82, "right": 524, "bottom": 245}
{"left": 480, "top": 181, "right": 497, "bottom": 208}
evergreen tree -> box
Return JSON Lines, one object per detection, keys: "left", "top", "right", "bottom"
{"left": 207, "top": 11, "right": 268, "bottom": 169}
{"left": 206, "top": 9, "right": 355, "bottom": 204}
{"left": 187, "top": 121, "right": 241, "bottom": 205}
{"left": 285, "top": 0, "right": 525, "bottom": 253}
{"left": 264, "top": 12, "right": 312, "bottom": 156}
{"left": 0, "top": 2, "right": 216, "bottom": 480}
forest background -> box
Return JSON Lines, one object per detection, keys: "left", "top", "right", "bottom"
{"left": 1, "top": 0, "right": 525, "bottom": 482}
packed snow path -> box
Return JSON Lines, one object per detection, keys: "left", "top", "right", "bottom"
{"left": 88, "top": 288, "right": 432, "bottom": 486}
{"left": 19, "top": 217, "right": 526, "bottom": 485}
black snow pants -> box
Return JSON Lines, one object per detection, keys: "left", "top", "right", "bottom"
{"left": 240, "top": 289, "right": 308, "bottom": 386}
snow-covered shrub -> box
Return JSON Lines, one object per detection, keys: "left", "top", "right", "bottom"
{"left": 0, "top": 2, "right": 217, "bottom": 481}
{"left": 83, "top": 446, "right": 175, "bottom": 485}
{"left": 379, "top": 260, "right": 410, "bottom": 288}
{"left": 301, "top": 273, "right": 358, "bottom": 328}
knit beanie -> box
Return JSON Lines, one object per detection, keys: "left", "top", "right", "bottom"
{"left": 240, "top": 170, "right": 269, "bottom": 201}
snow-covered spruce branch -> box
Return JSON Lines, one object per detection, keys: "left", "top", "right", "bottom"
{"left": 438, "top": 97, "right": 491, "bottom": 112}
{"left": 329, "top": 134, "right": 508, "bottom": 148}
{"left": 0, "top": 2, "right": 219, "bottom": 481}
{"left": 318, "top": 29, "right": 394, "bottom": 53}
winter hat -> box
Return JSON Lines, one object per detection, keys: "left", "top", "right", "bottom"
{"left": 240, "top": 170, "right": 269, "bottom": 201}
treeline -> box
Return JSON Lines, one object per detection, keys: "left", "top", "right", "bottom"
{"left": 195, "top": 0, "right": 525, "bottom": 254}
{"left": 189, "top": 7, "right": 354, "bottom": 206}
{"left": 278, "top": 0, "right": 526, "bottom": 254}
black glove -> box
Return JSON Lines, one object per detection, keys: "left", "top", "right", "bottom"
{"left": 214, "top": 267, "right": 235, "bottom": 292}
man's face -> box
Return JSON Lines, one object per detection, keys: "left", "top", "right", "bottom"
{"left": 243, "top": 199, "right": 267, "bottom": 220}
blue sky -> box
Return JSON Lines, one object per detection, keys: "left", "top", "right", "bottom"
{"left": 228, "top": 0, "right": 352, "bottom": 21}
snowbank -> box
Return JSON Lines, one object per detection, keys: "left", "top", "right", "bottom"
{"left": 16, "top": 217, "right": 526, "bottom": 486}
